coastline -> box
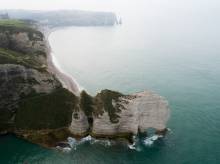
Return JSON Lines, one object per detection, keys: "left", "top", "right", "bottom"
{"left": 44, "top": 27, "right": 81, "bottom": 96}
{"left": 0, "top": 24, "right": 170, "bottom": 150}
{"left": 31, "top": 26, "right": 170, "bottom": 149}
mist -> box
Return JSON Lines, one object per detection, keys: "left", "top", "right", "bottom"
{"left": 1, "top": 0, "right": 220, "bottom": 26}
{"left": 0, "top": 0, "right": 219, "bottom": 14}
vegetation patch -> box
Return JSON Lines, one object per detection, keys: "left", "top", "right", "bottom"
{"left": 79, "top": 91, "right": 95, "bottom": 126}
{"left": 80, "top": 91, "right": 94, "bottom": 117}
{"left": 95, "top": 89, "right": 125, "bottom": 123}
{"left": 78, "top": 90, "right": 126, "bottom": 124}
{"left": 0, "top": 19, "right": 28, "bottom": 28}
{"left": 15, "top": 88, "right": 79, "bottom": 130}
{"left": 0, "top": 48, "right": 46, "bottom": 71}
{"left": 0, "top": 19, "right": 43, "bottom": 40}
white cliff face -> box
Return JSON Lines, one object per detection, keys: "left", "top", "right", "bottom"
{"left": 135, "top": 91, "right": 170, "bottom": 132}
{"left": 92, "top": 91, "right": 169, "bottom": 137}
{"left": 68, "top": 90, "right": 170, "bottom": 138}
{"left": 92, "top": 103, "right": 139, "bottom": 136}
{"left": 69, "top": 109, "right": 89, "bottom": 136}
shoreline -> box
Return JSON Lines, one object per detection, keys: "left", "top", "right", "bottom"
{"left": 44, "top": 27, "right": 81, "bottom": 96}
{"left": 39, "top": 26, "right": 170, "bottom": 148}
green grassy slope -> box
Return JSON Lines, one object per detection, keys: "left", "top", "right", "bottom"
{"left": 15, "top": 88, "right": 79, "bottom": 129}
{"left": 0, "top": 48, "right": 46, "bottom": 70}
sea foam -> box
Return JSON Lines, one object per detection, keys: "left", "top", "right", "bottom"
{"left": 143, "top": 135, "right": 163, "bottom": 146}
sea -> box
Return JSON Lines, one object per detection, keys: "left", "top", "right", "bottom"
{"left": 1, "top": 0, "right": 220, "bottom": 163}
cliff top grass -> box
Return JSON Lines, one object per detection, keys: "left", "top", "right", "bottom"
{"left": 0, "top": 19, "right": 28, "bottom": 28}
{"left": 0, "top": 19, "right": 43, "bottom": 39}
{"left": 0, "top": 48, "right": 46, "bottom": 71}
{"left": 0, "top": 19, "right": 32, "bottom": 32}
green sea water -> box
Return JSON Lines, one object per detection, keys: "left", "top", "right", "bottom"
{"left": 1, "top": 1, "right": 220, "bottom": 163}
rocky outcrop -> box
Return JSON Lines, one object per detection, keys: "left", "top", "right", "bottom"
{"left": 69, "top": 90, "right": 170, "bottom": 140}
{"left": 0, "top": 25, "right": 46, "bottom": 65}
{"left": 0, "top": 20, "right": 170, "bottom": 147}
{"left": 92, "top": 91, "right": 169, "bottom": 136}
{"left": 69, "top": 110, "right": 90, "bottom": 136}
{"left": 0, "top": 64, "right": 60, "bottom": 110}
{"left": 0, "top": 21, "right": 77, "bottom": 134}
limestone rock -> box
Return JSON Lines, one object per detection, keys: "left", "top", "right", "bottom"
{"left": 0, "top": 30, "right": 47, "bottom": 65}
{"left": 69, "top": 110, "right": 90, "bottom": 137}
{"left": 91, "top": 91, "right": 169, "bottom": 137}
{"left": 68, "top": 90, "right": 170, "bottom": 139}
{"left": 0, "top": 21, "right": 170, "bottom": 147}
{"left": 0, "top": 64, "right": 62, "bottom": 130}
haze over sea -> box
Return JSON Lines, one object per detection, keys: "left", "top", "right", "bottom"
{"left": 1, "top": 0, "right": 220, "bottom": 163}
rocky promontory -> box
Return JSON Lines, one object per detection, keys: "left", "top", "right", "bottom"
{"left": 0, "top": 19, "right": 170, "bottom": 147}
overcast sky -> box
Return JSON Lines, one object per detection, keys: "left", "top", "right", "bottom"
{"left": 0, "top": 0, "right": 132, "bottom": 12}
{"left": 0, "top": 0, "right": 219, "bottom": 18}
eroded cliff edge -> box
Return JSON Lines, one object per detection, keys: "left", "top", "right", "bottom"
{"left": 0, "top": 20, "right": 170, "bottom": 148}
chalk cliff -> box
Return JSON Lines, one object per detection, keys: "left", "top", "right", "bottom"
{"left": 0, "top": 19, "right": 170, "bottom": 147}
{"left": 0, "top": 20, "right": 78, "bottom": 138}
{"left": 69, "top": 90, "right": 169, "bottom": 142}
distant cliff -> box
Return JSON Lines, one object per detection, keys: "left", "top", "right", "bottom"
{"left": 2, "top": 10, "right": 118, "bottom": 27}
{"left": 0, "top": 19, "right": 169, "bottom": 148}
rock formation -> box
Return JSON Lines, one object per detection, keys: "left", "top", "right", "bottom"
{"left": 69, "top": 90, "right": 170, "bottom": 142}
{"left": 0, "top": 19, "right": 170, "bottom": 147}
{"left": 0, "top": 20, "right": 77, "bottom": 135}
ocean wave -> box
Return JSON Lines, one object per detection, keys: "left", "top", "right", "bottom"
{"left": 143, "top": 135, "right": 163, "bottom": 146}
{"left": 56, "top": 135, "right": 118, "bottom": 152}
{"left": 128, "top": 143, "right": 136, "bottom": 150}
{"left": 57, "top": 129, "right": 170, "bottom": 152}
